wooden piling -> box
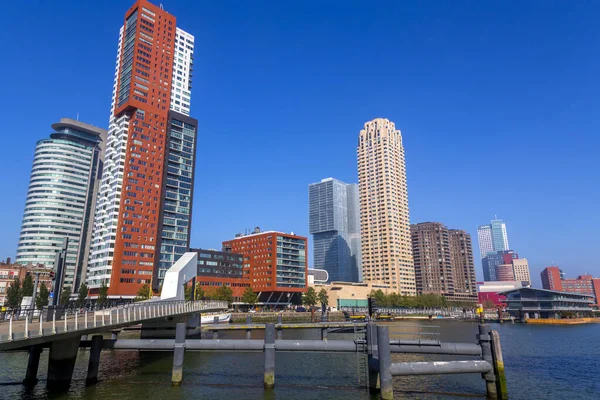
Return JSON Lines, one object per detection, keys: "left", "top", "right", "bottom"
{"left": 490, "top": 330, "right": 508, "bottom": 400}
{"left": 264, "top": 323, "right": 276, "bottom": 389}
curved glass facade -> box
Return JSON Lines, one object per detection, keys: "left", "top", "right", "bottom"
{"left": 16, "top": 120, "right": 106, "bottom": 289}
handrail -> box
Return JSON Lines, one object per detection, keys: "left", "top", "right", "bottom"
{"left": 0, "top": 300, "right": 227, "bottom": 345}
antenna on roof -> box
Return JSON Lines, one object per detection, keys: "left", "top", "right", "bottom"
{"left": 76, "top": 112, "right": 79, "bottom": 121}
{"left": 160, "top": 3, "right": 164, "bottom": 10}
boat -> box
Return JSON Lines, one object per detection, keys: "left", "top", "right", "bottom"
{"left": 201, "top": 313, "right": 231, "bottom": 324}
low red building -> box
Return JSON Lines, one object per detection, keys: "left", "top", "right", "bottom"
{"left": 541, "top": 266, "right": 600, "bottom": 308}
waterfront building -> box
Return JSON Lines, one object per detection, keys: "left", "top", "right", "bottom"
{"left": 311, "top": 281, "right": 392, "bottom": 310}
{"left": 189, "top": 248, "right": 249, "bottom": 300}
{"left": 357, "top": 118, "right": 415, "bottom": 295}
{"left": 411, "top": 222, "right": 477, "bottom": 302}
{"left": 222, "top": 228, "right": 307, "bottom": 306}
{"left": 448, "top": 229, "right": 478, "bottom": 301}
{"left": 308, "top": 178, "right": 361, "bottom": 282}
{"left": 15, "top": 119, "right": 106, "bottom": 290}
{"left": 541, "top": 266, "right": 600, "bottom": 307}
{"left": 500, "top": 287, "right": 594, "bottom": 319}
{"left": 86, "top": 0, "right": 197, "bottom": 299}
{"left": 477, "top": 218, "right": 510, "bottom": 270}
{"left": 477, "top": 280, "right": 527, "bottom": 307}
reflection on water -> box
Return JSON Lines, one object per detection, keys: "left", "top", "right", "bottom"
{"left": 1, "top": 320, "right": 599, "bottom": 400}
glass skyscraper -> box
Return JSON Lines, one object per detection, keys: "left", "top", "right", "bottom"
{"left": 16, "top": 119, "right": 106, "bottom": 289}
{"left": 308, "top": 178, "right": 361, "bottom": 282}
{"left": 478, "top": 218, "right": 511, "bottom": 281}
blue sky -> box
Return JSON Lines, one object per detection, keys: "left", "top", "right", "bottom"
{"left": 0, "top": 1, "right": 598, "bottom": 286}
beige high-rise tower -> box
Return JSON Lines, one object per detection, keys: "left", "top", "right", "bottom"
{"left": 357, "top": 118, "right": 416, "bottom": 295}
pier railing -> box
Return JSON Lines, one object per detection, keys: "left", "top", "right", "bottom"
{"left": 0, "top": 300, "right": 228, "bottom": 344}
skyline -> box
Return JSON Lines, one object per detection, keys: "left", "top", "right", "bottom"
{"left": 1, "top": 1, "right": 599, "bottom": 287}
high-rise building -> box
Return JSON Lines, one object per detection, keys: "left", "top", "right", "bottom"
{"left": 411, "top": 223, "right": 477, "bottom": 302}
{"left": 357, "top": 118, "right": 415, "bottom": 295}
{"left": 411, "top": 222, "right": 453, "bottom": 297}
{"left": 16, "top": 119, "right": 106, "bottom": 289}
{"left": 477, "top": 218, "right": 509, "bottom": 260}
{"left": 308, "top": 178, "right": 361, "bottom": 282}
{"left": 222, "top": 228, "right": 307, "bottom": 306}
{"left": 540, "top": 266, "right": 563, "bottom": 291}
{"left": 476, "top": 225, "right": 493, "bottom": 260}
{"left": 86, "top": 0, "right": 197, "bottom": 298}
{"left": 512, "top": 258, "right": 530, "bottom": 285}
{"left": 448, "top": 229, "right": 477, "bottom": 300}
{"left": 482, "top": 250, "right": 517, "bottom": 281}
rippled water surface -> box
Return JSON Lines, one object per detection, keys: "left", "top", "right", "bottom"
{"left": 1, "top": 321, "right": 598, "bottom": 399}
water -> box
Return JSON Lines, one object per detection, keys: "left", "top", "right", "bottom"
{"left": 1, "top": 321, "right": 599, "bottom": 399}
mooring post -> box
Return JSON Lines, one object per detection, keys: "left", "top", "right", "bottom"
{"left": 213, "top": 316, "right": 219, "bottom": 325}
{"left": 367, "top": 322, "right": 380, "bottom": 393}
{"left": 86, "top": 335, "right": 103, "bottom": 384}
{"left": 23, "top": 344, "right": 43, "bottom": 385}
{"left": 490, "top": 330, "right": 508, "bottom": 399}
{"left": 111, "top": 330, "right": 118, "bottom": 340}
{"left": 478, "top": 325, "right": 498, "bottom": 399}
{"left": 172, "top": 322, "right": 186, "bottom": 386}
{"left": 321, "top": 327, "right": 328, "bottom": 341}
{"left": 275, "top": 314, "right": 283, "bottom": 339}
{"left": 246, "top": 315, "right": 252, "bottom": 324}
{"left": 377, "top": 325, "right": 393, "bottom": 400}
{"left": 264, "top": 323, "right": 276, "bottom": 389}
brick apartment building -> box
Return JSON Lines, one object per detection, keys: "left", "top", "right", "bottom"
{"left": 541, "top": 266, "right": 600, "bottom": 307}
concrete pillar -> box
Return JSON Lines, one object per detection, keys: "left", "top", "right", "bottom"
{"left": 47, "top": 336, "right": 81, "bottom": 390}
{"left": 263, "top": 323, "right": 275, "bottom": 389}
{"left": 366, "top": 322, "right": 379, "bottom": 393}
{"left": 172, "top": 323, "right": 186, "bottom": 385}
{"left": 478, "top": 325, "right": 498, "bottom": 399}
{"left": 377, "top": 326, "right": 393, "bottom": 400}
{"left": 86, "top": 335, "right": 103, "bottom": 384}
{"left": 23, "top": 344, "right": 43, "bottom": 385}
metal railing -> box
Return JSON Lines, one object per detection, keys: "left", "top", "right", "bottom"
{"left": 0, "top": 300, "right": 227, "bottom": 344}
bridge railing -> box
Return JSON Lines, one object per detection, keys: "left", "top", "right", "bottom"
{"left": 0, "top": 300, "right": 227, "bottom": 344}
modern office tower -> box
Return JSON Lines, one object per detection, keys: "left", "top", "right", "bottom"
{"left": 448, "top": 229, "right": 477, "bottom": 301}
{"left": 308, "top": 178, "right": 361, "bottom": 282}
{"left": 357, "top": 118, "right": 415, "bottom": 295}
{"left": 512, "top": 258, "right": 531, "bottom": 285}
{"left": 86, "top": 0, "right": 197, "bottom": 298}
{"left": 223, "top": 228, "right": 307, "bottom": 306}
{"left": 478, "top": 218, "right": 509, "bottom": 259}
{"left": 411, "top": 223, "right": 453, "bottom": 297}
{"left": 476, "top": 225, "right": 493, "bottom": 260}
{"left": 15, "top": 119, "right": 106, "bottom": 290}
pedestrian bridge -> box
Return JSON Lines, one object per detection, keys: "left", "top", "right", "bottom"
{"left": 0, "top": 300, "right": 228, "bottom": 352}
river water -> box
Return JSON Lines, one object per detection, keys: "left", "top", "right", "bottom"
{"left": 0, "top": 320, "right": 598, "bottom": 399}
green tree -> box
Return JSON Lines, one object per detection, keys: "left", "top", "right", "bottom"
{"left": 302, "top": 287, "right": 317, "bottom": 306}
{"left": 60, "top": 286, "right": 72, "bottom": 306}
{"left": 370, "top": 289, "right": 388, "bottom": 307}
{"left": 184, "top": 284, "right": 192, "bottom": 301}
{"left": 98, "top": 281, "right": 109, "bottom": 306}
{"left": 213, "top": 284, "right": 233, "bottom": 305}
{"left": 77, "top": 283, "right": 88, "bottom": 307}
{"left": 22, "top": 273, "right": 34, "bottom": 297}
{"left": 6, "top": 277, "right": 22, "bottom": 309}
{"left": 241, "top": 286, "right": 258, "bottom": 305}
{"left": 136, "top": 283, "right": 151, "bottom": 301}
{"left": 317, "top": 288, "right": 329, "bottom": 307}
{"left": 194, "top": 284, "right": 205, "bottom": 300}
{"left": 36, "top": 283, "right": 50, "bottom": 309}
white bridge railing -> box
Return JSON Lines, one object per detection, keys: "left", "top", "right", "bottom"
{"left": 0, "top": 300, "right": 228, "bottom": 344}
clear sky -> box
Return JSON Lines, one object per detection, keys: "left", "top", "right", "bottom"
{"left": 0, "top": 1, "right": 598, "bottom": 286}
